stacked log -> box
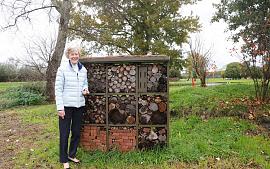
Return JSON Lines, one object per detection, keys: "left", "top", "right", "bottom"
{"left": 83, "top": 95, "right": 106, "bottom": 124}
{"left": 147, "top": 64, "right": 167, "bottom": 92}
{"left": 139, "top": 95, "right": 167, "bottom": 125}
{"left": 85, "top": 63, "right": 106, "bottom": 93}
{"left": 108, "top": 95, "right": 136, "bottom": 124}
{"left": 108, "top": 64, "right": 136, "bottom": 93}
{"left": 138, "top": 127, "right": 167, "bottom": 150}
{"left": 109, "top": 127, "right": 136, "bottom": 152}
{"left": 80, "top": 126, "right": 107, "bottom": 152}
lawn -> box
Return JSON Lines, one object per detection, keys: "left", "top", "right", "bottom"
{"left": 170, "top": 83, "right": 255, "bottom": 112}
{"left": 0, "top": 82, "right": 27, "bottom": 92}
{"left": 0, "top": 79, "right": 269, "bottom": 168}
{"left": 9, "top": 105, "right": 270, "bottom": 169}
{"left": 169, "top": 78, "right": 254, "bottom": 87}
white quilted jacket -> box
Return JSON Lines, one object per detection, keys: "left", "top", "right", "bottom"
{"left": 55, "top": 61, "right": 88, "bottom": 110}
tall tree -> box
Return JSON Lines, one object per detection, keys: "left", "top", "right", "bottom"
{"left": 212, "top": 0, "right": 270, "bottom": 101}
{"left": 69, "top": 0, "right": 201, "bottom": 70}
{"left": 225, "top": 62, "right": 242, "bottom": 79}
{"left": 0, "top": 0, "right": 72, "bottom": 101}
{"left": 189, "top": 38, "right": 212, "bottom": 87}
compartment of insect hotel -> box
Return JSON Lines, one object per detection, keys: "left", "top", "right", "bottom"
{"left": 85, "top": 63, "right": 106, "bottom": 93}
{"left": 80, "top": 126, "right": 107, "bottom": 152}
{"left": 146, "top": 64, "right": 167, "bottom": 92}
{"left": 139, "top": 95, "right": 167, "bottom": 125}
{"left": 108, "top": 95, "right": 136, "bottom": 124}
{"left": 108, "top": 64, "right": 136, "bottom": 93}
{"left": 80, "top": 55, "right": 170, "bottom": 152}
{"left": 109, "top": 127, "right": 137, "bottom": 152}
{"left": 83, "top": 95, "right": 106, "bottom": 124}
{"left": 138, "top": 127, "right": 167, "bottom": 150}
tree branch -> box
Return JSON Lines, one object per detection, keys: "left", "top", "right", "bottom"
{"left": 3, "top": 5, "right": 57, "bottom": 30}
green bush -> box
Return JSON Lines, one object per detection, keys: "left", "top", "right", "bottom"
{"left": 19, "top": 82, "right": 46, "bottom": 96}
{"left": 0, "top": 82, "right": 46, "bottom": 108}
{"left": 169, "top": 69, "right": 181, "bottom": 78}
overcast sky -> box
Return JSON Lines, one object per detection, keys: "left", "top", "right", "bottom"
{"left": 0, "top": 0, "right": 240, "bottom": 69}
{"left": 184, "top": 0, "right": 240, "bottom": 69}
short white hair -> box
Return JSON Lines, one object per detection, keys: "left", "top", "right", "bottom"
{"left": 65, "top": 47, "right": 80, "bottom": 59}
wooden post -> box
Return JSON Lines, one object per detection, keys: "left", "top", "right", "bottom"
{"left": 192, "top": 78, "right": 196, "bottom": 87}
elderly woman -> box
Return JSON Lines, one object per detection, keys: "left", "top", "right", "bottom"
{"left": 55, "top": 47, "right": 89, "bottom": 169}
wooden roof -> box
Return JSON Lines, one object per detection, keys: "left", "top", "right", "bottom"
{"left": 80, "top": 55, "right": 170, "bottom": 64}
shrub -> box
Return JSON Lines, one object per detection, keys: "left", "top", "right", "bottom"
{"left": 17, "top": 67, "right": 45, "bottom": 81}
{"left": 0, "top": 63, "right": 45, "bottom": 82}
{"left": 0, "top": 82, "right": 47, "bottom": 108}
{"left": 0, "top": 63, "right": 17, "bottom": 82}
{"left": 169, "top": 69, "right": 181, "bottom": 78}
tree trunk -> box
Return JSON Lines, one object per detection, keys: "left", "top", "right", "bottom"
{"left": 261, "top": 80, "right": 269, "bottom": 101}
{"left": 45, "top": 0, "right": 72, "bottom": 102}
{"left": 200, "top": 75, "right": 207, "bottom": 87}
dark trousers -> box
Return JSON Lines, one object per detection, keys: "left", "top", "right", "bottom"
{"left": 59, "top": 106, "right": 84, "bottom": 163}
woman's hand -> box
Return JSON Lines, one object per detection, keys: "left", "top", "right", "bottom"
{"left": 82, "top": 88, "right": 90, "bottom": 95}
{"left": 58, "top": 110, "right": 65, "bottom": 119}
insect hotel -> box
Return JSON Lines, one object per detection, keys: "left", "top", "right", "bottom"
{"left": 80, "top": 55, "right": 170, "bottom": 152}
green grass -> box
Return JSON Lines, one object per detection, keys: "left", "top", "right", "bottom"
{"left": 169, "top": 83, "right": 255, "bottom": 116}
{"left": 169, "top": 79, "right": 192, "bottom": 87}
{"left": 13, "top": 105, "right": 270, "bottom": 169}
{"left": 0, "top": 81, "right": 46, "bottom": 109}
{"left": 12, "top": 105, "right": 59, "bottom": 168}
{"left": 0, "top": 82, "right": 27, "bottom": 92}
{"left": 169, "top": 78, "right": 254, "bottom": 87}
{"left": 0, "top": 82, "right": 26, "bottom": 108}
{"left": 206, "top": 78, "right": 253, "bottom": 84}
{"left": 2, "top": 80, "right": 269, "bottom": 168}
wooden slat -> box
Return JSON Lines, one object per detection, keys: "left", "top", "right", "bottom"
{"left": 80, "top": 55, "right": 170, "bottom": 64}
{"left": 138, "top": 66, "right": 147, "bottom": 93}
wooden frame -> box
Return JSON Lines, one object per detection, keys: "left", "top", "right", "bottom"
{"left": 80, "top": 55, "right": 170, "bottom": 152}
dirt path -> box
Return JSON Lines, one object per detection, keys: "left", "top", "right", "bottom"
{"left": 0, "top": 110, "right": 41, "bottom": 168}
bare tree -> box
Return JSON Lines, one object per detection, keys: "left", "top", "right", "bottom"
{"left": 210, "top": 62, "right": 217, "bottom": 78}
{"left": 189, "top": 38, "right": 212, "bottom": 87}
{"left": 0, "top": 0, "right": 72, "bottom": 101}
{"left": 18, "top": 35, "right": 56, "bottom": 79}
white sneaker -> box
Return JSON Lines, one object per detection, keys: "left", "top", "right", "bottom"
{"left": 63, "top": 162, "right": 70, "bottom": 169}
